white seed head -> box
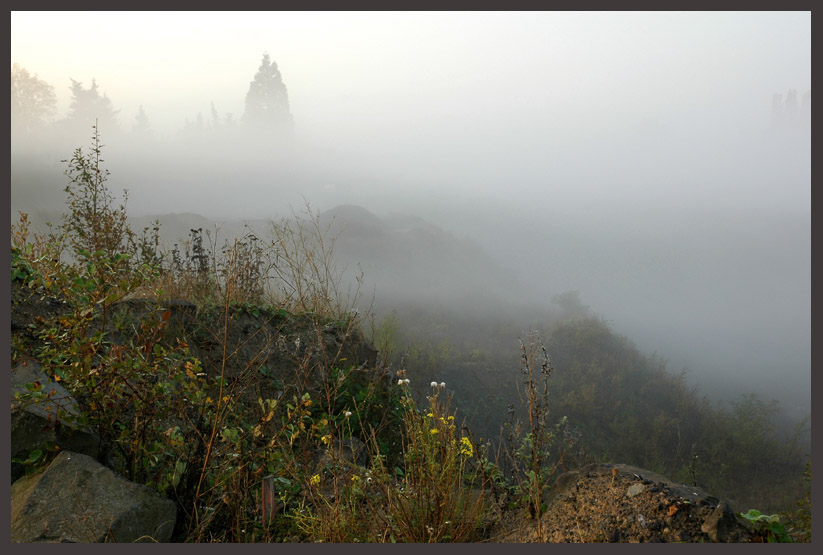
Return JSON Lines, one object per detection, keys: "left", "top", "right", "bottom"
{"left": 431, "top": 381, "right": 438, "bottom": 387}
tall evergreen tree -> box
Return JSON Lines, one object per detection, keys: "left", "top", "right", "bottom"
{"left": 242, "top": 53, "right": 293, "bottom": 135}
{"left": 64, "top": 78, "right": 120, "bottom": 134}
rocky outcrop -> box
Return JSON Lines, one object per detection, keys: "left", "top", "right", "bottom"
{"left": 106, "top": 298, "right": 198, "bottom": 345}
{"left": 11, "top": 451, "right": 176, "bottom": 543}
{"left": 187, "top": 304, "right": 379, "bottom": 406}
{"left": 11, "top": 280, "right": 69, "bottom": 360}
{"left": 11, "top": 359, "right": 99, "bottom": 483}
{"left": 495, "top": 463, "right": 753, "bottom": 542}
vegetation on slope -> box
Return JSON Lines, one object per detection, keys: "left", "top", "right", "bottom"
{"left": 10, "top": 129, "right": 810, "bottom": 542}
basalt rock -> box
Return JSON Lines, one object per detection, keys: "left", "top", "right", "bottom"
{"left": 11, "top": 359, "right": 100, "bottom": 483}
{"left": 11, "top": 451, "right": 176, "bottom": 543}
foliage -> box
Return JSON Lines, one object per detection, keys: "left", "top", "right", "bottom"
{"left": 267, "top": 205, "right": 364, "bottom": 319}
{"left": 58, "top": 125, "right": 163, "bottom": 270}
{"left": 157, "top": 204, "right": 362, "bottom": 323}
{"left": 11, "top": 448, "right": 46, "bottom": 477}
{"left": 782, "top": 460, "right": 811, "bottom": 542}
{"left": 739, "top": 509, "right": 793, "bottom": 543}
{"left": 11, "top": 63, "right": 57, "bottom": 138}
{"left": 11, "top": 245, "right": 36, "bottom": 284}
{"left": 498, "top": 332, "right": 565, "bottom": 541}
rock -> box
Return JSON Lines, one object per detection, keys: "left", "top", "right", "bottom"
{"left": 626, "top": 483, "right": 645, "bottom": 497}
{"left": 11, "top": 451, "right": 176, "bottom": 543}
{"left": 11, "top": 359, "right": 99, "bottom": 483}
{"left": 701, "top": 501, "right": 748, "bottom": 542}
{"left": 314, "top": 437, "right": 369, "bottom": 473}
{"left": 499, "top": 463, "right": 753, "bottom": 542}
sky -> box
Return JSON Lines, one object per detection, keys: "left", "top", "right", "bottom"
{"left": 11, "top": 12, "right": 810, "bottom": 141}
{"left": 10, "top": 11, "right": 811, "bottom": 417}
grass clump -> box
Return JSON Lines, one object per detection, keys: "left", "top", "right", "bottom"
{"left": 295, "top": 378, "right": 493, "bottom": 542}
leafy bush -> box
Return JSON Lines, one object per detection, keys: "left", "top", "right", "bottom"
{"left": 740, "top": 509, "right": 793, "bottom": 543}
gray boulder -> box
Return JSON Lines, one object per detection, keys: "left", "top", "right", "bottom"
{"left": 701, "top": 501, "right": 747, "bottom": 542}
{"left": 11, "top": 359, "right": 99, "bottom": 483}
{"left": 11, "top": 451, "right": 176, "bottom": 543}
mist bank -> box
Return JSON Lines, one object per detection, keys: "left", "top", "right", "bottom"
{"left": 10, "top": 75, "right": 809, "bottom": 429}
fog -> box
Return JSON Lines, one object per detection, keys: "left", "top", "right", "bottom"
{"left": 10, "top": 12, "right": 810, "bottom": 420}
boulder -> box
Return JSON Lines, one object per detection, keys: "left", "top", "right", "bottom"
{"left": 11, "top": 451, "right": 176, "bottom": 543}
{"left": 496, "top": 463, "right": 753, "bottom": 542}
{"left": 11, "top": 359, "right": 99, "bottom": 483}
{"left": 701, "top": 501, "right": 747, "bottom": 542}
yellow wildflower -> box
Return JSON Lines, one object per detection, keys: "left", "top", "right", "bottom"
{"left": 430, "top": 428, "right": 439, "bottom": 435}
{"left": 458, "top": 436, "right": 474, "bottom": 457}
{"left": 310, "top": 474, "right": 321, "bottom": 486}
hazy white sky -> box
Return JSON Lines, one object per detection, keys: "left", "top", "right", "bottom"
{"left": 11, "top": 11, "right": 810, "bottom": 139}
{"left": 10, "top": 10, "right": 812, "bottom": 225}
